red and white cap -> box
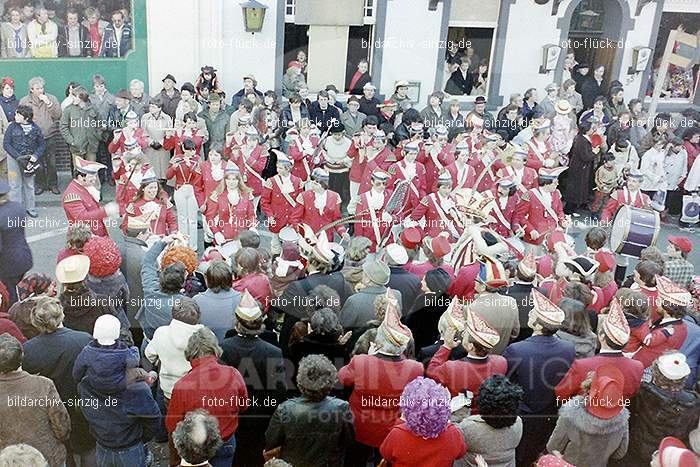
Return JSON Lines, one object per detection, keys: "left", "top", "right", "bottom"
{"left": 538, "top": 166, "right": 567, "bottom": 180}
{"left": 378, "top": 290, "right": 412, "bottom": 349}
{"left": 422, "top": 233, "right": 452, "bottom": 259}
{"left": 657, "top": 437, "right": 697, "bottom": 467}
{"left": 441, "top": 297, "right": 465, "bottom": 333}
{"left": 235, "top": 290, "right": 262, "bottom": 321}
{"left": 531, "top": 289, "right": 565, "bottom": 326}
{"left": 465, "top": 304, "right": 500, "bottom": 349}
{"left": 603, "top": 297, "right": 630, "bottom": 347}
{"left": 657, "top": 275, "right": 692, "bottom": 307}
{"left": 74, "top": 156, "right": 107, "bottom": 175}
{"left": 657, "top": 352, "right": 691, "bottom": 381}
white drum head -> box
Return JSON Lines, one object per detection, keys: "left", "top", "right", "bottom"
{"left": 610, "top": 205, "right": 630, "bottom": 252}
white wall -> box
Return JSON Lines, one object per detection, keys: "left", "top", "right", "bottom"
{"left": 147, "top": 0, "right": 279, "bottom": 98}
{"left": 496, "top": 0, "right": 562, "bottom": 105}
{"left": 378, "top": 0, "right": 444, "bottom": 107}
{"left": 619, "top": 0, "right": 659, "bottom": 100}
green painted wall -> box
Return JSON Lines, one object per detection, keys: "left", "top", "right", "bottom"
{"left": 1, "top": 0, "right": 149, "bottom": 98}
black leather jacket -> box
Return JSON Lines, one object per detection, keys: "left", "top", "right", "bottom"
{"left": 266, "top": 396, "right": 355, "bottom": 467}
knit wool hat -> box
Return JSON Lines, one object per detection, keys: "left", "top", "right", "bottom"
{"left": 425, "top": 268, "right": 451, "bottom": 295}
{"left": 84, "top": 236, "right": 122, "bottom": 277}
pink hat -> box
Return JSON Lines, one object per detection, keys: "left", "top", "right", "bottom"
{"left": 537, "top": 454, "right": 574, "bottom": 467}
{"left": 603, "top": 297, "right": 630, "bottom": 347}
{"left": 585, "top": 364, "right": 625, "bottom": 419}
{"left": 658, "top": 437, "right": 698, "bottom": 467}
{"left": 465, "top": 305, "right": 500, "bottom": 349}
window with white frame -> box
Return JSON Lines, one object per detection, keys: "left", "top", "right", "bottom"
{"left": 442, "top": 25, "right": 497, "bottom": 101}
{"left": 286, "top": 0, "right": 374, "bottom": 24}
{"left": 285, "top": 0, "right": 296, "bottom": 22}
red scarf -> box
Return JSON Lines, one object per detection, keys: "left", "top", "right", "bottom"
{"left": 348, "top": 70, "right": 364, "bottom": 92}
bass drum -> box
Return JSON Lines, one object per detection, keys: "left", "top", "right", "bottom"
{"left": 609, "top": 205, "right": 660, "bottom": 258}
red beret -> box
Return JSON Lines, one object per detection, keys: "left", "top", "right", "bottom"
{"left": 669, "top": 235, "right": 692, "bottom": 254}
{"left": 430, "top": 236, "right": 452, "bottom": 259}
{"left": 595, "top": 251, "right": 616, "bottom": 273}
{"left": 400, "top": 227, "right": 423, "bottom": 250}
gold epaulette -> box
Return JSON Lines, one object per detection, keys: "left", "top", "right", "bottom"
{"left": 296, "top": 193, "right": 304, "bottom": 204}
{"left": 63, "top": 192, "right": 82, "bottom": 203}
{"left": 388, "top": 165, "right": 397, "bottom": 175}
{"left": 209, "top": 191, "right": 219, "bottom": 202}
{"left": 520, "top": 191, "right": 530, "bottom": 202}
{"left": 420, "top": 197, "right": 429, "bottom": 206}
{"left": 125, "top": 203, "right": 136, "bottom": 215}
{"left": 263, "top": 179, "right": 272, "bottom": 189}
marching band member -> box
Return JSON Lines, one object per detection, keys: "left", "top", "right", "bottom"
{"left": 107, "top": 110, "right": 148, "bottom": 155}
{"left": 633, "top": 275, "right": 691, "bottom": 368}
{"left": 163, "top": 111, "right": 207, "bottom": 157}
{"left": 62, "top": 157, "right": 119, "bottom": 236}
{"left": 600, "top": 170, "right": 651, "bottom": 222}
{"left": 420, "top": 125, "right": 454, "bottom": 192}
{"left": 204, "top": 162, "right": 256, "bottom": 247}
{"left": 261, "top": 152, "right": 304, "bottom": 254}
{"left": 406, "top": 233, "right": 454, "bottom": 279}
{"left": 514, "top": 167, "right": 570, "bottom": 246}
{"left": 112, "top": 148, "right": 152, "bottom": 215}
{"left": 387, "top": 141, "right": 426, "bottom": 217}
{"left": 525, "top": 118, "right": 558, "bottom": 171}
{"left": 238, "top": 127, "right": 268, "bottom": 212}
{"left": 292, "top": 168, "right": 348, "bottom": 241}
{"left": 347, "top": 116, "right": 379, "bottom": 212}
{"left": 488, "top": 177, "right": 520, "bottom": 237}
{"left": 354, "top": 169, "right": 394, "bottom": 251}
{"left": 165, "top": 138, "right": 203, "bottom": 251}
{"left": 468, "top": 132, "right": 502, "bottom": 193}
{"left": 288, "top": 118, "right": 322, "bottom": 182}
{"left": 121, "top": 168, "right": 177, "bottom": 237}
{"left": 200, "top": 147, "right": 226, "bottom": 197}
{"left": 223, "top": 114, "right": 250, "bottom": 159}
{"left": 497, "top": 149, "right": 538, "bottom": 194}
{"left": 442, "top": 140, "right": 476, "bottom": 191}
{"left": 410, "top": 172, "right": 463, "bottom": 241}
{"left": 357, "top": 130, "right": 393, "bottom": 196}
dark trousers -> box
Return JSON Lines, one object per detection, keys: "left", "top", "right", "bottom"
{"left": 516, "top": 414, "right": 557, "bottom": 467}
{"left": 97, "top": 140, "right": 112, "bottom": 183}
{"left": 345, "top": 440, "right": 380, "bottom": 467}
{"left": 666, "top": 189, "right": 683, "bottom": 215}
{"left": 35, "top": 134, "right": 59, "bottom": 190}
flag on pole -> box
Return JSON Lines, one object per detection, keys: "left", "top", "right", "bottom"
{"left": 669, "top": 31, "right": 698, "bottom": 69}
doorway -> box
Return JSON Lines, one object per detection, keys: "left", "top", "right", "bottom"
{"left": 284, "top": 23, "right": 309, "bottom": 74}
{"left": 566, "top": 0, "right": 622, "bottom": 76}
{"left": 345, "top": 25, "right": 373, "bottom": 91}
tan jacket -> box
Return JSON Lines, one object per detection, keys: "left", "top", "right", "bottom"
{"left": 19, "top": 93, "right": 62, "bottom": 138}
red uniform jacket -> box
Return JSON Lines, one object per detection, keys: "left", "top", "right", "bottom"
{"left": 113, "top": 164, "right": 153, "bottom": 215}
{"left": 163, "top": 131, "right": 205, "bottom": 156}
{"left": 291, "top": 189, "right": 345, "bottom": 240}
{"left": 121, "top": 196, "right": 178, "bottom": 236}
{"left": 387, "top": 160, "right": 427, "bottom": 216}
{"left": 468, "top": 153, "right": 501, "bottom": 193}
{"left": 288, "top": 134, "right": 321, "bottom": 181}
{"left": 348, "top": 137, "right": 374, "bottom": 183}
{"left": 639, "top": 285, "right": 661, "bottom": 323}
{"left": 600, "top": 187, "right": 651, "bottom": 223}
{"left": 497, "top": 165, "right": 539, "bottom": 193}
{"left": 62, "top": 180, "right": 108, "bottom": 236}
{"left": 166, "top": 356, "right": 248, "bottom": 439}
{"left": 623, "top": 314, "right": 650, "bottom": 354}
{"left": 107, "top": 128, "right": 148, "bottom": 154}
{"left": 200, "top": 160, "right": 226, "bottom": 196}
{"left": 355, "top": 189, "right": 394, "bottom": 250}
{"left": 223, "top": 133, "right": 247, "bottom": 159}
{"left": 525, "top": 138, "right": 554, "bottom": 171}
{"left": 513, "top": 187, "right": 565, "bottom": 245}
{"left": 410, "top": 193, "right": 463, "bottom": 240}
{"left": 443, "top": 161, "right": 477, "bottom": 191}
{"left": 488, "top": 190, "right": 520, "bottom": 237}
{"left": 358, "top": 147, "right": 394, "bottom": 195}
{"left": 633, "top": 319, "right": 688, "bottom": 368}
{"left": 204, "top": 189, "right": 256, "bottom": 243}
{"left": 419, "top": 144, "right": 455, "bottom": 192}
{"left": 165, "top": 156, "right": 204, "bottom": 205}
{"left": 338, "top": 354, "right": 424, "bottom": 447}
{"left": 555, "top": 352, "right": 644, "bottom": 400}
{"left": 239, "top": 145, "right": 267, "bottom": 197}
{"left": 427, "top": 347, "right": 507, "bottom": 410}
{"left": 260, "top": 174, "right": 304, "bottom": 233}
{"left": 380, "top": 421, "right": 467, "bottom": 467}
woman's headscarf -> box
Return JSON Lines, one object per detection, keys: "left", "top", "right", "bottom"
{"left": 16, "top": 273, "right": 56, "bottom": 302}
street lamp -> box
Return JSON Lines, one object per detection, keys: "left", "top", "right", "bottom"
{"left": 241, "top": 0, "right": 268, "bottom": 33}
